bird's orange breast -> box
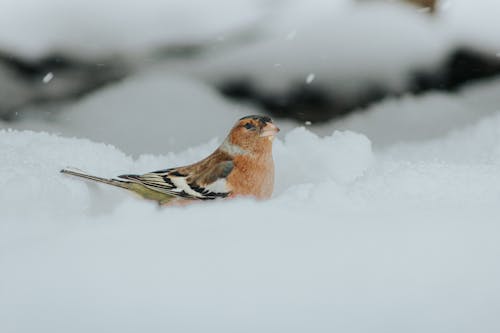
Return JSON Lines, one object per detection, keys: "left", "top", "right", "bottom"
{"left": 227, "top": 154, "right": 275, "bottom": 199}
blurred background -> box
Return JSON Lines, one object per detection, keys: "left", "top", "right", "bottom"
{"left": 1, "top": 0, "right": 500, "bottom": 155}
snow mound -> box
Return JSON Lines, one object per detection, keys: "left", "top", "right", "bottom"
{"left": 321, "top": 77, "right": 500, "bottom": 147}
{"left": 0, "top": 0, "right": 265, "bottom": 59}
{"left": 275, "top": 128, "right": 373, "bottom": 189}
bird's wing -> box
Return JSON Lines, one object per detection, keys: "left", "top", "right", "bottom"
{"left": 118, "top": 160, "right": 234, "bottom": 200}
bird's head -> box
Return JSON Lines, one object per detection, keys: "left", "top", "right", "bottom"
{"left": 225, "top": 115, "right": 280, "bottom": 154}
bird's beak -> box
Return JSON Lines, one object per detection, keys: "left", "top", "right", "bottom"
{"left": 260, "top": 122, "right": 280, "bottom": 137}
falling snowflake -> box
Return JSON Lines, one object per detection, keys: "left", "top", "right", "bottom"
{"left": 306, "top": 73, "right": 315, "bottom": 84}
{"left": 42, "top": 72, "right": 54, "bottom": 84}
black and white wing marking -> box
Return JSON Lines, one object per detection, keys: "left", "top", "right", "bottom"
{"left": 117, "top": 161, "right": 233, "bottom": 200}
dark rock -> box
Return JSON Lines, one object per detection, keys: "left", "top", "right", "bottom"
{"left": 443, "top": 48, "right": 500, "bottom": 89}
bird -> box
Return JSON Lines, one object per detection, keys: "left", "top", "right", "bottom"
{"left": 61, "top": 115, "right": 279, "bottom": 206}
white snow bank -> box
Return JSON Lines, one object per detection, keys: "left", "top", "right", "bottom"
{"left": 275, "top": 127, "right": 373, "bottom": 188}
{"left": 1, "top": 111, "right": 500, "bottom": 332}
{"left": 321, "top": 77, "right": 500, "bottom": 147}
{"left": 441, "top": 0, "right": 500, "bottom": 51}
{"left": 0, "top": 0, "right": 266, "bottom": 59}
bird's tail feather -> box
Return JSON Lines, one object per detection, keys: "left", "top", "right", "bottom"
{"left": 60, "top": 167, "right": 175, "bottom": 205}
{"left": 60, "top": 168, "right": 131, "bottom": 189}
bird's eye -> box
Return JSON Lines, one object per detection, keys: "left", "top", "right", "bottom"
{"left": 243, "top": 123, "right": 256, "bottom": 130}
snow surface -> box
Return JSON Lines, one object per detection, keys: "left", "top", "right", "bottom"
{"left": 2, "top": 106, "right": 500, "bottom": 332}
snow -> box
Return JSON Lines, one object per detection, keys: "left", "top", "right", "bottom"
{"left": 42, "top": 72, "right": 54, "bottom": 84}
{"left": 3, "top": 0, "right": 499, "bottom": 90}
{"left": 441, "top": 0, "right": 500, "bottom": 51}
{"left": 0, "top": 0, "right": 267, "bottom": 59}
{"left": 319, "top": 77, "right": 500, "bottom": 147}
{"left": 305, "top": 73, "right": 315, "bottom": 84}
{"left": 2, "top": 1, "right": 500, "bottom": 331}
{"left": 178, "top": 0, "right": 500, "bottom": 96}
{"left": 1, "top": 72, "right": 263, "bottom": 155}
{"left": 2, "top": 97, "right": 500, "bottom": 332}
{"left": 4, "top": 72, "right": 500, "bottom": 156}
{"left": 186, "top": 0, "right": 448, "bottom": 95}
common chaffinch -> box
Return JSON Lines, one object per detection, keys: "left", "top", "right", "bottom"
{"left": 61, "top": 115, "right": 279, "bottom": 205}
